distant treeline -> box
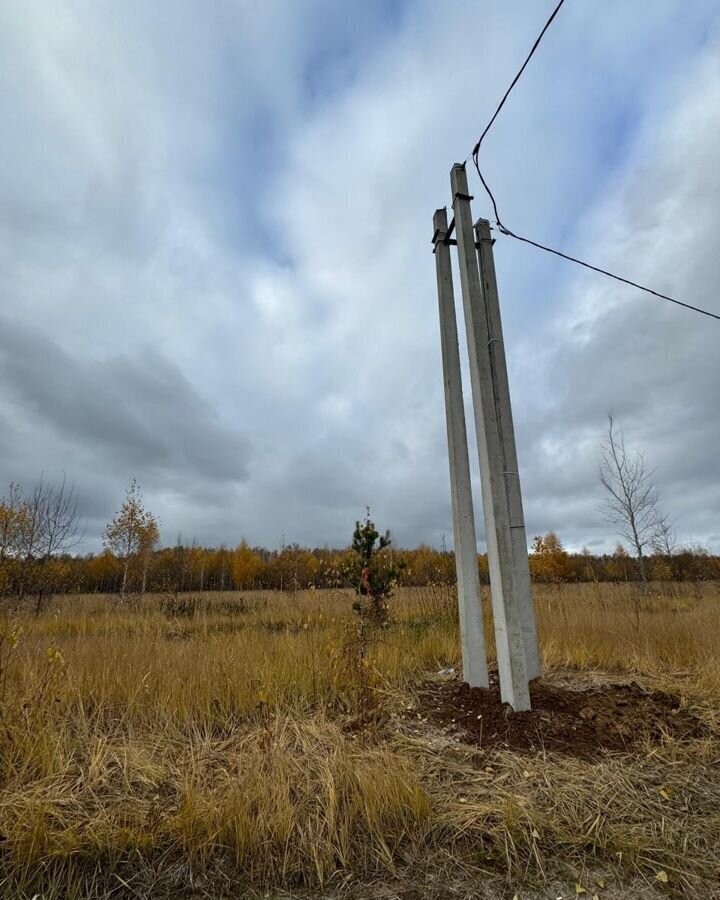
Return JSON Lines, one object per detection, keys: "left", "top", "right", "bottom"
{"left": 1, "top": 475, "right": 718, "bottom": 604}
{"left": 3, "top": 535, "right": 718, "bottom": 601}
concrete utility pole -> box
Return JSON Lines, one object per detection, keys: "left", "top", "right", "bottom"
{"left": 450, "top": 163, "right": 540, "bottom": 710}
{"left": 474, "top": 217, "right": 541, "bottom": 681}
{"left": 432, "top": 207, "right": 489, "bottom": 688}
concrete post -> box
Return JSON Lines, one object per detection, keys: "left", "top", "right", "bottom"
{"left": 475, "top": 218, "right": 541, "bottom": 680}
{"left": 450, "top": 163, "right": 531, "bottom": 710}
{"left": 432, "top": 207, "right": 489, "bottom": 688}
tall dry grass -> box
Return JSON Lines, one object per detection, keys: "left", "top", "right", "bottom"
{"left": 0, "top": 583, "right": 718, "bottom": 897}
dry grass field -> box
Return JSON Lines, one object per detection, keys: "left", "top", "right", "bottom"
{"left": 1, "top": 583, "right": 719, "bottom": 899}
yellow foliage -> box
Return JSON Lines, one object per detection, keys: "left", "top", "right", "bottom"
{"left": 232, "top": 540, "right": 263, "bottom": 588}
{"left": 530, "top": 531, "right": 573, "bottom": 582}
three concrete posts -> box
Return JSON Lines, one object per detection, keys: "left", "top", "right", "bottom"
{"left": 431, "top": 163, "right": 541, "bottom": 711}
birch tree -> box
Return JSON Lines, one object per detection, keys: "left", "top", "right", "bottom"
{"left": 598, "top": 416, "right": 661, "bottom": 584}
{"left": 103, "top": 480, "right": 159, "bottom": 600}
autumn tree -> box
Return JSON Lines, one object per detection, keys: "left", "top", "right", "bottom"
{"left": 599, "top": 416, "right": 664, "bottom": 584}
{"left": 103, "top": 480, "right": 159, "bottom": 600}
{"left": 579, "top": 546, "right": 597, "bottom": 582}
{"left": 86, "top": 551, "right": 122, "bottom": 592}
{"left": 205, "top": 546, "right": 234, "bottom": 590}
{"left": 278, "top": 543, "right": 301, "bottom": 593}
{"left": 605, "top": 543, "right": 631, "bottom": 582}
{"left": 530, "top": 531, "right": 572, "bottom": 583}
{"left": 232, "top": 540, "right": 262, "bottom": 589}
{"left": 155, "top": 537, "right": 194, "bottom": 600}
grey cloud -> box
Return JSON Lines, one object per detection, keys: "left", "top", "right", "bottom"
{"left": 0, "top": 317, "right": 251, "bottom": 489}
{"left": 512, "top": 42, "right": 720, "bottom": 550}
{"left": 266, "top": 4, "right": 720, "bottom": 552}
{"left": 0, "top": 1, "right": 719, "bottom": 553}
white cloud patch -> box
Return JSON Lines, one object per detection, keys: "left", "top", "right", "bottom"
{"left": 0, "top": 0, "right": 719, "bottom": 551}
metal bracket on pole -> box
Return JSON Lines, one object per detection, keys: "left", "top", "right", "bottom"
{"left": 431, "top": 216, "right": 458, "bottom": 249}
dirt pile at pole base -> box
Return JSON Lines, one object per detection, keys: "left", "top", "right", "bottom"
{"left": 417, "top": 671, "right": 706, "bottom": 758}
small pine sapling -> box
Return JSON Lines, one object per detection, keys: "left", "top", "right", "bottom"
{"left": 348, "top": 509, "right": 405, "bottom": 625}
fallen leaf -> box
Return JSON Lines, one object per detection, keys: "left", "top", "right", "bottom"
{"left": 656, "top": 870, "right": 669, "bottom": 883}
{"left": 596, "top": 879, "right": 605, "bottom": 888}
{"left": 531, "top": 828, "right": 540, "bottom": 839}
{"left": 575, "top": 885, "right": 586, "bottom": 895}
{"left": 523, "top": 770, "right": 533, "bottom": 778}
{"left": 659, "top": 788, "right": 670, "bottom": 800}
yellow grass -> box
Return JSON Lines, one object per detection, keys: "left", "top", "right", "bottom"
{"left": 0, "top": 583, "right": 719, "bottom": 898}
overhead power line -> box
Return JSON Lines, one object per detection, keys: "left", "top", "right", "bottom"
{"left": 468, "top": 0, "right": 720, "bottom": 323}
{"left": 488, "top": 227, "right": 720, "bottom": 321}
{"left": 469, "top": 0, "right": 567, "bottom": 164}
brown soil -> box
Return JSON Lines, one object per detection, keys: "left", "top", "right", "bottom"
{"left": 416, "top": 671, "right": 705, "bottom": 758}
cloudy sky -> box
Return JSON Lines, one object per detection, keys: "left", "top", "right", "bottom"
{"left": 1, "top": 1, "right": 719, "bottom": 554}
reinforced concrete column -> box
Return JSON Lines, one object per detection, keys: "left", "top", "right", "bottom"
{"left": 474, "top": 218, "right": 541, "bottom": 680}
{"left": 450, "top": 162, "right": 531, "bottom": 710}
{"left": 432, "top": 207, "right": 489, "bottom": 688}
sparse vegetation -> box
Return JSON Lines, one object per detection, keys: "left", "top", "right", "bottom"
{"left": 0, "top": 582, "right": 717, "bottom": 898}
{"left": 347, "top": 509, "right": 404, "bottom": 624}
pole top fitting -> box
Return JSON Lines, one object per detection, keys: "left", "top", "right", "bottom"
{"left": 450, "top": 163, "right": 471, "bottom": 197}
{"left": 474, "top": 218, "right": 495, "bottom": 244}
{"left": 452, "top": 192, "right": 474, "bottom": 211}
{"left": 431, "top": 227, "right": 446, "bottom": 249}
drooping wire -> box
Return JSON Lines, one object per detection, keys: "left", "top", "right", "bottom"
{"left": 468, "top": 0, "right": 720, "bottom": 322}
{"left": 492, "top": 227, "right": 720, "bottom": 321}
{"left": 468, "top": 0, "right": 567, "bottom": 164}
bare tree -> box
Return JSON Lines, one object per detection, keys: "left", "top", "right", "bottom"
{"left": 17, "top": 476, "right": 82, "bottom": 556}
{"left": 40, "top": 474, "right": 83, "bottom": 558}
{"left": 1, "top": 476, "right": 83, "bottom": 609}
{"left": 599, "top": 416, "right": 662, "bottom": 584}
{"left": 652, "top": 515, "right": 677, "bottom": 561}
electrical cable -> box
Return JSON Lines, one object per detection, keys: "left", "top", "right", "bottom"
{"left": 467, "top": 0, "right": 720, "bottom": 322}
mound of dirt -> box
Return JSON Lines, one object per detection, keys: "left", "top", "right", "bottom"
{"left": 416, "top": 672, "right": 705, "bottom": 758}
